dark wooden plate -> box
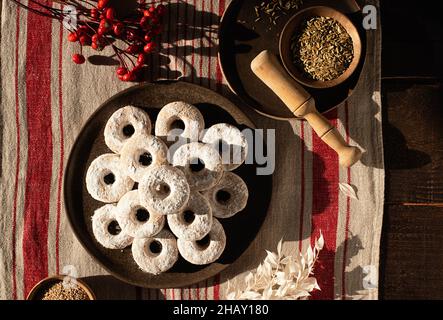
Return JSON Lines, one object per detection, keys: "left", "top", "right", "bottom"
{"left": 218, "top": 0, "right": 367, "bottom": 119}
{"left": 64, "top": 81, "right": 273, "bottom": 288}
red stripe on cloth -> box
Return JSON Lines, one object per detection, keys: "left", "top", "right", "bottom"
{"left": 12, "top": 5, "right": 21, "bottom": 300}
{"left": 311, "top": 109, "right": 339, "bottom": 300}
{"left": 55, "top": 21, "right": 65, "bottom": 275}
{"left": 213, "top": 273, "right": 220, "bottom": 300}
{"left": 298, "top": 121, "right": 305, "bottom": 252}
{"left": 215, "top": 0, "right": 226, "bottom": 93}
{"left": 22, "top": 2, "right": 54, "bottom": 297}
{"left": 341, "top": 102, "right": 352, "bottom": 299}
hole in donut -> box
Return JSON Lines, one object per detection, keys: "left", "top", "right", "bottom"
{"left": 122, "top": 124, "right": 135, "bottom": 137}
{"left": 170, "top": 119, "right": 185, "bottom": 131}
{"left": 107, "top": 220, "right": 122, "bottom": 235}
{"left": 196, "top": 234, "right": 210, "bottom": 249}
{"left": 136, "top": 208, "right": 150, "bottom": 222}
{"left": 138, "top": 152, "right": 153, "bottom": 167}
{"left": 103, "top": 173, "right": 115, "bottom": 185}
{"left": 189, "top": 158, "right": 205, "bottom": 173}
{"left": 154, "top": 183, "right": 171, "bottom": 199}
{"left": 216, "top": 189, "right": 231, "bottom": 204}
{"left": 183, "top": 210, "right": 195, "bottom": 224}
{"left": 149, "top": 240, "right": 162, "bottom": 255}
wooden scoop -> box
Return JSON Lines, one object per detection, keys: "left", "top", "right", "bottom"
{"left": 251, "top": 50, "right": 362, "bottom": 168}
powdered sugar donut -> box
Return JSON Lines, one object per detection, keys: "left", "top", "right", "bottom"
{"left": 172, "top": 142, "right": 223, "bottom": 191}
{"left": 132, "top": 229, "right": 179, "bottom": 274}
{"left": 92, "top": 204, "right": 133, "bottom": 249}
{"left": 167, "top": 192, "right": 213, "bottom": 241}
{"left": 177, "top": 218, "right": 226, "bottom": 265}
{"left": 86, "top": 154, "right": 134, "bottom": 203}
{"left": 104, "top": 106, "right": 152, "bottom": 153}
{"left": 201, "top": 123, "right": 248, "bottom": 171}
{"left": 116, "top": 190, "right": 165, "bottom": 239}
{"left": 155, "top": 101, "right": 204, "bottom": 142}
{"left": 121, "top": 134, "right": 168, "bottom": 182}
{"left": 202, "top": 172, "right": 248, "bottom": 219}
{"left": 139, "top": 164, "right": 190, "bottom": 215}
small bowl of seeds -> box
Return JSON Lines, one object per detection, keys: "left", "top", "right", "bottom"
{"left": 279, "top": 6, "right": 362, "bottom": 89}
{"left": 26, "top": 275, "right": 95, "bottom": 300}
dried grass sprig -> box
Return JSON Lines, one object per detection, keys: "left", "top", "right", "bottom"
{"left": 226, "top": 234, "right": 324, "bottom": 300}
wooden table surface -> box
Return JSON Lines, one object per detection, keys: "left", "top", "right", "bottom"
{"left": 379, "top": 0, "right": 443, "bottom": 299}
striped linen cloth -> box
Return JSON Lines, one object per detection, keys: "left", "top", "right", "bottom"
{"left": 0, "top": 0, "right": 383, "bottom": 300}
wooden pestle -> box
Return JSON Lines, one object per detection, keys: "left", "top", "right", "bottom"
{"left": 251, "top": 50, "right": 362, "bottom": 168}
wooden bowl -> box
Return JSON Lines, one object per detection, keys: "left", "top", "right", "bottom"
{"left": 279, "top": 6, "right": 362, "bottom": 89}
{"left": 63, "top": 82, "right": 272, "bottom": 289}
{"left": 26, "top": 276, "right": 96, "bottom": 300}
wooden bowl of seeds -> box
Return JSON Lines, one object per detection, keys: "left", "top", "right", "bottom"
{"left": 279, "top": 6, "right": 362, "bottom": 89}
{"left": 26, "top": 276, "right": 96, "bottom": 300}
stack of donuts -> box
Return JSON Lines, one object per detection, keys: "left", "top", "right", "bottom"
{"left": 86, "top": 102, "right": 249, "bottom": 275}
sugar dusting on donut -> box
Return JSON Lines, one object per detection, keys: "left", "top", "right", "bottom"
{"left": 104, "top": 106, "right": 152, "bottom": 153}
{"left": 86, "top": 153, "right": 134, "bottom": 203}
{"left": 177, "top": 218, "right": 226, "bottom": 265}
{"left": 167, "top": 192, "right": 213, "bottom": 241}
{"left": 155, "top": 101, "right": 204, "bottom": 142}
{"left": 172, "top": 142, "right": 223, "bottom": 191}
{"left": 92, "top": 204, "right": 133, "bottom": 249}
{"left": 132, "top": 229, "right": 179, "bottom": 274}
{"left": 121, "top": 133, "right": 168, "bottom": 182}
{"left": 138, "top": 164, "right": 190, "bottom": 215}
{"left": 201, "top": 123, "right": 248, "bottom": 171}
{"left": 202, "top": 172, "right": 249, "bottom": 219}
{"left": 116, "top": 190, "right": 165, "bottom": 239}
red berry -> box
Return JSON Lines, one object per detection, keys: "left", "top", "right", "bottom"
{"left": 105, "top": 7, "right": 115, "bottom": 21}
{"left": 143, "top": 10, "right": 151, "bottom": 17}
{"left": 99, "top": 19, "right": 111, "bottom": 31}
{"left": 156, "top": 4, "right": 166, "bottom": 16}
{"left": 67, "top": 32, "right": 78, "bottom": 42}
{"left": 97, "top": 27, "right": 106, "bottom": 36}
{"left": 137, "top": 53, "right": 147, "bottom": 65}
{"left": 97, "top": 0, "right": 109, "bottom": 10}
{"left": 118, "top": 74, "right": 125, "bottom": 81}
{"left": 91, "top": 42, "right": 102, "bottom": 51}
{"left": 143, "top": 42, "right": 156, "bottom": 53}
{"left": 113, "top": 23, "right": 124, "bottom": 36}
{"left": 126, "top": 44, "right": 142, "bottom": 54}
{"left": 90, "top": 8, "right": 99, "bottom": 20}
{"left": 116, "top": 66, "right": 128, "bottom": 76}
{"left": 148, "top": 5, "right": 156, "bottom": 13}
{"left": 140, "top": 16, "right": 150, "bottom": 28}
{"left": 144, "top": 34, "right": 152, "bottom": 42}
{"left": 72, "top": 54, "right": 85, "bottom": 64}
{"left": 92, "top": 34, "right": 100, "bottom": 43}
{"left": 151, "top": 17, "right": 159, "bottom": 25}
{"left": 79, "top": 35, "right": 91, "bottom": 46}
{"left": 77, "top": 25, "right": 89, "bottom": 35}
{"left": 122, "top": 71, "right": 135, "bottom": 82}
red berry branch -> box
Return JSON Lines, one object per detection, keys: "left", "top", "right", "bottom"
{"left": 9, "top": 0, "right": 166, "bottom": 82}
